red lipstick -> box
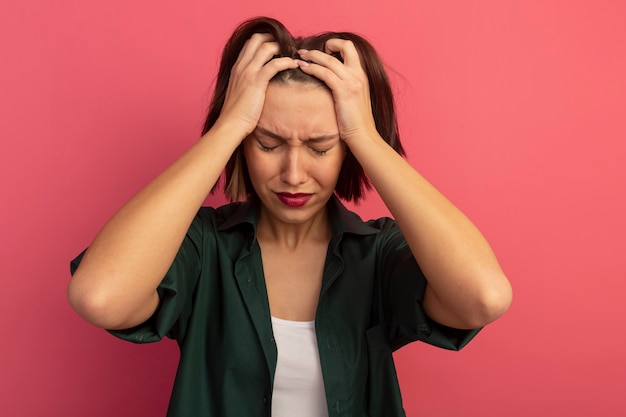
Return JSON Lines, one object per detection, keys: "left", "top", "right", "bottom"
{"left": 276, "top": 193, "right": 312, "bottom": 208}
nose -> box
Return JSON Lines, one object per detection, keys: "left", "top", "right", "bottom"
{"left": 280, "top": 147, "right": 307, "bottom": 185}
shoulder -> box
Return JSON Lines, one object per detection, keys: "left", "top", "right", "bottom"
{"left": 193, "top": 201, "right": 255, "bottom": 228}
{"left": 188, "top": 201, "right": 258, "bottom": 255}
{"left": 328, "top": 196, "right": 398, "bottom": 238}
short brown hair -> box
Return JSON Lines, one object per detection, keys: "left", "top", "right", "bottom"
{"left": 203, "top": 17, "right": 405, "bottom": 203}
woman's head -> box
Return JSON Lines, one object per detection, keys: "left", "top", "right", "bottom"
{"left": 243, "top": 82, "right": 346, "bottom": 227}
{"left": 204, "top": 16, "right": 404, "bottom": 203}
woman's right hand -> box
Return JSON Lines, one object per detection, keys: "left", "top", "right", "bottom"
{"left": 213, "top": 33, "right": 298, "bottom": 140}
{"left": 67, "top": 34, "right": 297, "bottom": 331}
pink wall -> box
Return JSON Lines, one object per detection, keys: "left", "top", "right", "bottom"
{"left": 2, "top": 1, "right": 625, "bottom": 415}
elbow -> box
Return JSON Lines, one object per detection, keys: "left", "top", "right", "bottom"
{"left": 424, "top": 271, "right": 512, "bottom": 330}
{"left": 67, "top": 277, "right": 116, "bottom": 329}
{"left": 67, "top": 272, "right": 135, "bottom": 330}
{"left": 68, "top": 271, "right": 159, "bottom": 330}
{"left": 468, "top": 274, "right": 513, "bottom": 328}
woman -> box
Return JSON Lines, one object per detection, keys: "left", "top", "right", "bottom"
{"left": 68, "top": 17, "right": 512, "bottom": 417}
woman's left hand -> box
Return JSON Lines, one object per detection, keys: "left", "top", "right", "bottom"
{"left": 300, "top": 40, "right": 512, "bottom": 331}
{"left": 296, "top": 40, "right": 380, "bottom": 147}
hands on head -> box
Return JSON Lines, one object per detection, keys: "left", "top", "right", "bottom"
{"left": 205, "top": 17, "right": 403, "bottom": 203}
{"left": 68, "top": 17, "right": 511, "bottom": 333}
{"left": 217, "top": 33, "right": 377, "bottom": 147}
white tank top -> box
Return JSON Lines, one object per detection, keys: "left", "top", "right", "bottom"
{"left": 270, "top": 316, "right": 329, "bottom": 417}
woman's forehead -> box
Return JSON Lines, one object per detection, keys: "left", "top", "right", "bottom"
{"left": 259, "top": 83, "right": 339, "bottom": 137}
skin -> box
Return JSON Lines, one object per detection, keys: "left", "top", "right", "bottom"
{"left": 68, "top": 33, "right": 511, "bottom": 331}
{"left": 244, "top": 82, "right": 345, "bottom": 320}
{"left": 244, "top": 83, "right": 345, "bottom": 231}
{"left": 296, "top": 41, "right": 512, "bottom": 328}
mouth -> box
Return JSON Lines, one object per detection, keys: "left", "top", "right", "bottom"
{"left": 275, "top": 192, "right": 312, "bottom": 208}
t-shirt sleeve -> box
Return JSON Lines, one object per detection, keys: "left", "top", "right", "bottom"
{"left": 69, "top": 214, "right": 204, "bottom": 344}
{"left": 375, "top": 218, "right": 481, "bottom": 352}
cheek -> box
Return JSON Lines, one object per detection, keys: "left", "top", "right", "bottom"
{"left": 243, "top": 147, "right": 274, "bottom": 185}
{"left": 318, "top": 156, "right": 345, "bottom": 183}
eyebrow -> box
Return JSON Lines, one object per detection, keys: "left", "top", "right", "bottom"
{"left": 254, "top": 126, "right": 340, "bottom": 144}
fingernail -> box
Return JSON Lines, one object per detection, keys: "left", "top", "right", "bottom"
{"left": 297, "top": 49, "right": 309, "bottom": 55}
{"left": 294, "top": 59, "right": 309, "bottom": 67}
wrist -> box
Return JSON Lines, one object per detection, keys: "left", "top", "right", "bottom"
{"left": 203, "top": 118, "right": 251, "bottom": 148}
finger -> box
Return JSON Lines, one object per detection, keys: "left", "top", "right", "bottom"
{"left": 295, "top": 58, "right": 343, "bottom": 90}
{"left": 240, "top": 42, "right": 298, "bottom": 84}
{"left": 297, "top": 49, "right": 348, "bottom": 79}
{"left": 235, "top": 33, "right": 276, "bottom": 68}
{"left": 259, "top": 56, "right": 299, "bottom": 79}
{"left": 231, "top": 41, "right": 282, "bottom": 84}
{"left": 247, "top": 41, "right": 282, "bottom": 69}
{"left": 323, "top": 39, "right": 361, "bottom": 68}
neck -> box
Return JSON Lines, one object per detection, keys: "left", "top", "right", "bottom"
{"left": 256, "top": 207, "right": 331, "bottom": 250}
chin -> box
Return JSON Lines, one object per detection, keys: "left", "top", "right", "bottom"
{"left": 266, "top": 196, "right": 329, "bottom": 224}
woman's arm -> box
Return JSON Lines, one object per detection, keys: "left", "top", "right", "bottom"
{"left": 297, "top": 42, "right": 512, "bottom": 330}
{"left": 68, "top": 34, "right": 298, "bottom": 330}
{"left": 346, "top": 138, "right": 511, "bottom": 330}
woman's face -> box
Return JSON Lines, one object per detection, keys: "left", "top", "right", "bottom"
{"left": 243, "top": 82, "right": 346, "bottom": 226}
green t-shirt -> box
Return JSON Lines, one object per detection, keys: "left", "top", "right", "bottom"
{"left": 71, "top": 196, "right": 479, "bottom": 416}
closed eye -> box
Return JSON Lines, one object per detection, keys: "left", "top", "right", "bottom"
{"left": 256, "top": 137, "right": 280, "bottom": 152}
{"left": 311, "top": 147, "right": 331, "bottom": 156}
{"left": 259, "top": 143, "right": 278, "bottom": 152}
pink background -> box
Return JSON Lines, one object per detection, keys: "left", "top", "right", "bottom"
{"left": 2, "top": 1, "right": 625, "bottom": 415}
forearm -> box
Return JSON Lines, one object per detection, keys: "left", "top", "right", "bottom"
{"left": 293, "top": 39, "right": 511, "bottom": 328}
{"left": 348, "top": 133, "right": 512, "bottom": 329}
{"left": 68, "top": 125, "right": 241, "bottom": 329}
{"left": 68, "top": 35, "right": 302, "bottom": 329}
